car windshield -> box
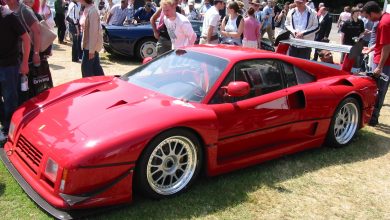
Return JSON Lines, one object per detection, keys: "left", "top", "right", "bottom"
{"left": 121, "top": 50, "right": 229, "bottom": 102}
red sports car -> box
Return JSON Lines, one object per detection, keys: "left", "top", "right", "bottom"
{"left": 0, "top": 45, "right": 377, "bottom": 219}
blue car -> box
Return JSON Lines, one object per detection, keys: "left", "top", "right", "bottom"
{"left": 102, "top": 21, "right": 203, "bottom": 59}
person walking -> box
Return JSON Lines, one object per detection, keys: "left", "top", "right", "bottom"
{"left": 260, "top": 0, "right": 274, "bottom": 44}
{"left": 80, "top": 0, "right": 104, "bottom": 77}
{"left": 284, "top": 0, "right": 319, "bottom": 60}
{"left": 161, "top": 0, "right": 196, "bottom": 49}
{"left": 68, "top": 0, "right": 82, "bottom": 62}
{"left": 199, "top": 0, "right": 225, "bottom": 44}
{"left": 0, "top": 5, "right": 30, "bottom": 141}
{"left": 220, "top": 1, "right": 244, "bottom": 46}
{"left": 313, "top": 7, "right": 332, "bottom": 61}
{"left": 55, "top": 0, "right": 67, "bottom": 44}
{"left": 243, "top": 6, "right": 261, "bottom": 48}
{"left": 361, "top": 1, "right": 390, "bottom": 126}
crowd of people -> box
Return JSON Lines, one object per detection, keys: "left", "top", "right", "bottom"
{"left": 0, "top": 0, "right": 390, "bottom": 142}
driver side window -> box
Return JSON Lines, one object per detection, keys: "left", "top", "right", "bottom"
{"left": 210, "top": 59, "right": 284, "bottom": 104}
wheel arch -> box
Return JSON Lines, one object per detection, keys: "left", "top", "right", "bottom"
{"left": 345, "top": 93, "right": 364, "bottom": 128}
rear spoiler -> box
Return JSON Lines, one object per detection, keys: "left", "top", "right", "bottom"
{"left": 274, "top": 30, "right": 363, "bottom": 73}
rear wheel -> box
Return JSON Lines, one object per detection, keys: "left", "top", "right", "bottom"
{"left": 326, "top": 97, "right": 360, "bottom": 147}
{"left": 136, "top": 129, "right": 202, "bottom": 199}
{"left": 136, "top": 38, "right": 157, "bottom": 60}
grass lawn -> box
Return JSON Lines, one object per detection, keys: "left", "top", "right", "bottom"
{"left": 1, "top": 123, "right": 389, "bottom": 219}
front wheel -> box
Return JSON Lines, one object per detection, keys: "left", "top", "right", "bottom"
{"left": 326, "top": 97, "right": 361, "bottom": 147}
{"left": 136, "top": 129, "right": 202, "bottom": 199}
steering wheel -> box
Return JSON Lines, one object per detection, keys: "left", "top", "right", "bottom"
{"left": 183, "top": 81, "right": 206, "bottom": 102}
{"left": 182, "top": 67, "right": 210, "bottom": 92}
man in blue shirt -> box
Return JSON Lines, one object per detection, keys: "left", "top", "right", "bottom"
{"left": 261, "top": 0, "right": 274, "bottom": 44}
{"left": 134, "top": 0, "right": 156, "bottom": 23}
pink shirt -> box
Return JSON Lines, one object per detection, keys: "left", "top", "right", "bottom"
{"left": 243, "top": 16, "right": 260, "bottom": 41}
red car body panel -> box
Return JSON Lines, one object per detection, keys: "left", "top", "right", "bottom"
{"left": 1, "top": 45, "right": 377, "bottom": 216}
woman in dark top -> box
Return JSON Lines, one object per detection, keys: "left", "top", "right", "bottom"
{"left": 340, "top": 7, "right": 364, "bottom": 64}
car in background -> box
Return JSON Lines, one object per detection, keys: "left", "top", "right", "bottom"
{"left": 102, "top": 21, "right": 203, "bottom": 59}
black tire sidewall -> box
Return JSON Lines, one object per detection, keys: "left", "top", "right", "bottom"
{"left": 135, "top": 129, "right": 203, "bottom": 199}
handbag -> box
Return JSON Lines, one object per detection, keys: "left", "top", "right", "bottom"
{"left": 19, "top": 5, "right": 57, "bottom": 52}
{"left": 39, "top": 20, "right": 57, "bottom": 52}
{"left": 28, "top": 60, "right": 53, "bottom": 97}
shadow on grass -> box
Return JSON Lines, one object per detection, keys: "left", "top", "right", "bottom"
{"left": 376, "top": 123, "right": 390, "bottom": 135}
{"left": 0, "top": 183, "right": 4, "bottom": 197}
{"left": 95, "top": 129, "right": 390, "bottom": 219}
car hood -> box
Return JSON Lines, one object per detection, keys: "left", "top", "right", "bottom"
{"left": 17, "top": 77, "right": 213, "bottom": 164}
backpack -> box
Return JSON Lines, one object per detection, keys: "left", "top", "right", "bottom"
{"left": 223, "top": 14, "right": 243, "bottom": 39}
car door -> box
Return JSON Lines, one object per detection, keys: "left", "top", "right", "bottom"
{"left": 209, "top": 59, "right": 302, "bottom": 161}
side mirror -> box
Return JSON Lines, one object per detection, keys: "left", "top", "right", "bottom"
{"left": 226, "top": 81, "right": 250, "bottom": 97}
{"left": 142, "top": 57, "right": 153, "bottom": 64}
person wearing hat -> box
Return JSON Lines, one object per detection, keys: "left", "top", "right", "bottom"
{"left": 285, "top": 0, "right": 319, "bottom": 59}
{"left": 200, "top": 0, "right": 226, "bottom": 44}
{"left": 187, "top": 0, "right": 200, "bottom": 20}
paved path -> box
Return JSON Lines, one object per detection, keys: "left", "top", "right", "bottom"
{"left": 49, "top": 43, "right": 139, "bottom": 86}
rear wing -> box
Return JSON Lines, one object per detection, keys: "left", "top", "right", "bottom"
{"left": 275, "top": 31, "right": 363, "bottom": 73}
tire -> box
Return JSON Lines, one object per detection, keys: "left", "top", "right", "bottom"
{"left": 135, "top": 38, "right": 157, "bottom": 60}
{"left": 326, "top": 97, "right": 361, "bottom": 147}
{"left": 136, "top": 129, "right": 202, "bottom": 199}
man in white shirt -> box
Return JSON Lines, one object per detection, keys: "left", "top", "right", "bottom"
{"left": 67, "top": 0, "right": 82, "bottom": 62}
{"left": 106, "top": 0, "right": 130, "bottom": 25}
{"left": 162, "top": 0, "right": 196, "bottom": 49}
{"left": 285, "top": 0, "right": 319, "bottom": 59}
{"left": 200, "top": 0, "right": 226, "bottom": 44}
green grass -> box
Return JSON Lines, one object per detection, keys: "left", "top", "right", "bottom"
{"left": 1, "top": 127, "right": 389, "bottom": 219}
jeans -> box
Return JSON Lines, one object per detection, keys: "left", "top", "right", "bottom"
{"left": 70, "top": 26, "right": 82, "bottom": 61}
{"left": 156, "top": 36, "right": 172, "bottom": 56}
{"left": 0, "top": 66, "right": 19, "bottom": 133}
{"left": 81, "top": 50, "right": 104, "bottom": 78}
{"left": 371, "top": 63, "right": 390, "bottom": 123}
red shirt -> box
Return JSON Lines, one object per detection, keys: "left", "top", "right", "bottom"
{"left": 374, "top": 13, "right": 390, "bottom": 66}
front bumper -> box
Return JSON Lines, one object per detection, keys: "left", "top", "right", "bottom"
{"left": 0, "top": 147, "right": 134, "bottom": 219}
{"left": 0, "top": 148, "right": 73, "bottom": 219}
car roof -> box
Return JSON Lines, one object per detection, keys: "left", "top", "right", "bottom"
{"left": 185, "top": 44, "right": 349, "bottom": 79}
